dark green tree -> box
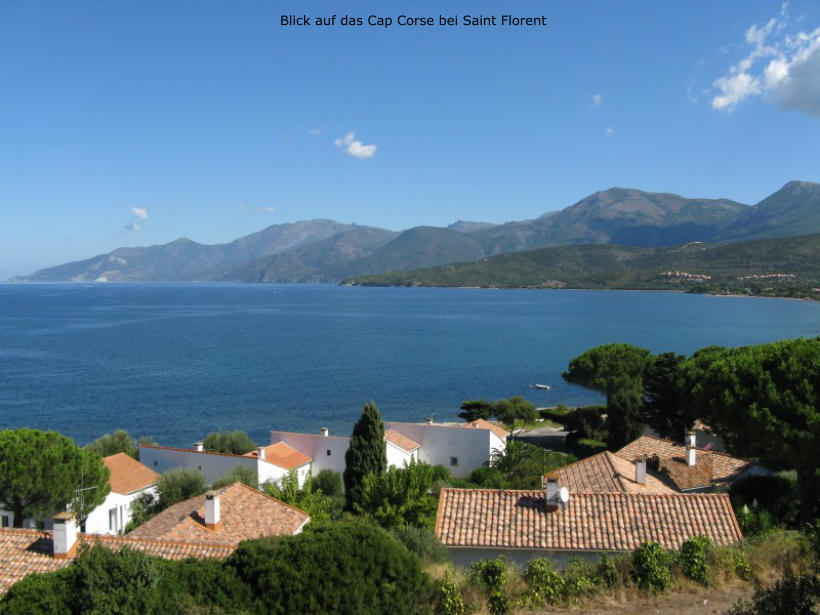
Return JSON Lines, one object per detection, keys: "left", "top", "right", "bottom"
{"left": 343, "top": 402, "right": 387, "bottom": 511}
{"left": 641, "top": 352, "right": 693, "bottom": 439}
{"left": 458, "top": 399, "right": 494, "bottom": 422}
{"left": 155, "top": 468, "right": 206, "bottom": 511}
{"left": 494, "top": 396, "right": 538, "bottom": 437}
{"left": 359, "top": 459, "right": 439, "bottom": 529}
{"left": 680, "top": 337, "right": 820, "bottom": 524}
{"left": 85, "top": 429, "right": 138, "bottom": 459}
{"left": 212, "top": 465, "right": 258, "bottom": 490}
{"left": 0, "top": 429, "right": 110, "bottom": 528}
{"left": 202, "top": 431, "right": 257, "bottom": 455}
{"left": 562, "top": 343, "right": 653, "bottom": 450}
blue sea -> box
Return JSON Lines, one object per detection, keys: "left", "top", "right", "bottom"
{"left": 0, "top": 283, "right": 817, "bottom": 448}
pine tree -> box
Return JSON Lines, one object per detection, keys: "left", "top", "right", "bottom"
{"left": 344, "top": 402, "right": 387, "bottom": 511}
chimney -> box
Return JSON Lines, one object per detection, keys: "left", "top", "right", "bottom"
{"left": 52, "top": 512, "right": 78, "bottom": 559}
{"left": 194, "top": 442, "right": 204, "bottom": 452}
{"left": 256, "top": 446, "right": 266, "bottom": 460}
{"left": 205, "top": 491, "right": 221, "bottom": 530}
{"left": 320, "top": 427, "right": 329, "bottom": 437}
{"left": 685, "top": 430, "right": 697, "bottom": 448}
{"left": 686, "top": 445, "right": 697, "bottom": 466}
{"left": 425, "top": 417, "right": 434, "bottom": 425}
{"left": 635, "top": 456, "right": 647, "bottom": 484}
{"left": 543, "top": 473, "right": 560, "bottom": 509}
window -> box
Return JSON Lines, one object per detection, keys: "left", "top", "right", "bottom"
{"left": 326, "top": 449, "right": 331, "bottom": 456}
{"left": 153, "top": 460, "right": 158, "bottom": 467}
{"left": 109, "top": 507, "right": 118, "bottom": 532}
{"left": 450, "top": 457, "right": 458, "bottom": 467}
{"left": 1, "top": 514, "right": 10, "bottom": 528}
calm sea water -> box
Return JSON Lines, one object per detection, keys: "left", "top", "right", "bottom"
{"left": 0, "top": 283, "right": 817, "bottom": 447}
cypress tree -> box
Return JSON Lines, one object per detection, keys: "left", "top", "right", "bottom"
{"left": 344, "top": 402, "right": 387, "bottom": 511}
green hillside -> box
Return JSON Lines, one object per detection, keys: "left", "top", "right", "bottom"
{"left": 343, "top": 233, "right": 820, "bottom": 299}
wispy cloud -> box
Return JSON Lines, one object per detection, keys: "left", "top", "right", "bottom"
{"left": 605, "top": 127, "right": 616, "bottom": 139}
{"left": 237, "top": 203, "right": 277, "bottom": 217}
{"left": 334, "top": 131, "right": 377, "bottom": 160}
{"left": 592, "top": 93, "right": 602, "bottom": 107}
{"left": 308, "top": 127, "right": 322, "bottom": 136}
{"left": 125, "top": 207, "right": 148, "bottom": 231}
{"left": 710, "top": 4, "right": 820, "bottom": 117}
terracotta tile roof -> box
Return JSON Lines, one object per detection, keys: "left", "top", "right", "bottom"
{"left": 244, "top": 441, "right": 312, "bottom": 470}
{"left": 617, "top": 436, "right": 752, "bottom": 488}
{"left": 384, "top": 429, "right": 420, "bottom": 452}
{"left": 0, "top": 529, "right": 234, "bottom": 594}
{"left": 554, "top": 451, "right": 676, "bottom": 495}
{"left": 104, "top": 453, "right": 160, "bottom": 495}
{"left": 127, "top": 482, "right": 309, "bottom": 545}
{"left": 657, "top": 455, "right": 715, "bottom": 491}
{"left": 460, "top": 419, "right": 509, "bottom": 440}
{"left": 435, "top": 488, "right": 742, "bottom": 553}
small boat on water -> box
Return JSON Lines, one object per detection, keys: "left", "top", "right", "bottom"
{"left": 534, "top": 384, "right": 551, "bottom": 390}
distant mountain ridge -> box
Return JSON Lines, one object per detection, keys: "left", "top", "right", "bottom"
{"left": 13, "top": 181, "right": 820, "bottom": 283}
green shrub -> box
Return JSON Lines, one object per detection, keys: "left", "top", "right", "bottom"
{"left": 392, "top": 525, "right": 448, "bottom": 563}
{"left": 0, "top": 569, "right": 73, "bottom": 614}
{"left": 212, "top": 465, "right": 258, "bottom": 490}
{"left": 734, "top": 550, "right": 753, "bottom": 581}
{"left": 313, "top": 469, "right": 342, "bottom": 497}
{"left": 202, "top": 431, "right": 257, "bottom": 455}
{"left": 85, "top": 429, "right": 138, "bottom": 459}
{"left": 726, "top": 573, "right": 820, "bottom": 615}
{"left": 468, "top": 557, "right": 507, "bottom": 592}
{"left": 487, "top": 590, "right": 510, "bottom": 615}
{"left": 562, "top": 558, "right": 598, "bottom": 601}
{"left": 596, "top": 553, "right": 620, "bottom": 587}
{"left": 468, "top": 466, "right": 509, "bottom": 488}
{"left": 521, "top": 558, "right": 565, "bottom": 606}
{"left": 229, "top": 521, "right": 430, "bottom": 614}
{"left": 155, "top": 468, "right": 207, "bottom": 510}
{"left": 631, "top": 541, "right": 672, "bottom": 593}
{"left": 680, "top": 535, "right": 712, "bottom": 585}
{"left": 436, "top": 571, "right": 465, "bottom": 615}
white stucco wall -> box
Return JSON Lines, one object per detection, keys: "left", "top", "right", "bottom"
{"left": 257, "top": 460, "right": 312, "bottom": 488}
{"left": 84, "top": 486, "right": 157, "bottom": 535}
{"left": 269, "top": 431, "right": 349, "bottom": 475}
{"left": 384, "top": 422, "right": 497, "bottom": 478}
{"left": 139, "top": 446, "right": 261, "bottom": 484}
{"left": 386, "top": 441, "right": 415, "bottom": 469}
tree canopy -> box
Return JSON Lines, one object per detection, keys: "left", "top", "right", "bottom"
{"left": 202, "top": 431, "right": 257, "bottom": 455}
{"left": 343, "top": 402, "right": 387, "bottom": 511}
{"left": 641, "top": 352, "right": 693, "bottom": 439}
{"left": 680, "top": 337, "right": 820, "bottom": 523}
{"left": 458, "top": 399, "right": 494, "bottom": 422}
{"left": 85, "top": 429, "right": 138, "bottom": 459}
{"left": 563, "top": 343, "right": 653, "bottom": 449}
{"left": 0, "top": 429, "right": 110, "bottom": 528}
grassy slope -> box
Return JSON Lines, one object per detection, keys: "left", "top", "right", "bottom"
{"left": 344, "top": 233, "right": 820, "bottom": 298}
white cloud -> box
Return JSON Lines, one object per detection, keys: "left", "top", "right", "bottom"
{"left": 605, "top": 127, "right": 616, "bottom": 138}
{"left": 334, "top": 131, "right": 377, "bottom": 160}
{"left": 710, "top": 6, "right": 820, "bottom": 117}
{"left": 592, "top": 93, "right": 602, "bottom": 106}
{"left": 238, "top": 203, "right": 276, "bottom": 217}
{"left": 131, "top": 207, "right": 148, "bottom": 219}
{"left": 124, "top": 221, "right": 141, "bottom": 232}
{"left": 308, "top": 128, "right": 322, "bottom": 136}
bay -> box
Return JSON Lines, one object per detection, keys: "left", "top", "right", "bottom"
{"left": 0, "top": 283, "right": 817, "bottom": 447}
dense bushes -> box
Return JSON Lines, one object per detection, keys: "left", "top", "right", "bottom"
{"left": 202, "top": 431, "right": 257, "bottom": 455}
{"left": 229, "top": 521, "right": 430, "bottom": 614}
{"left": 680, "top": 535, "right": 712, "bottom": 585}
{"left": 730, "top": 473, "right": 801, "bottom": 533}
{"left": 631, "top": 541, "right": 672, "bottom": 592}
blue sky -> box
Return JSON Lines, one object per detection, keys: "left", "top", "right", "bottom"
{"left": 1, "top": 1, "right": 819, "bottom": 279}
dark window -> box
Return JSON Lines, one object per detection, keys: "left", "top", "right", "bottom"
{"left": 327, "top": 449, "right": 331, "bottom": 456}
{"left": 153, "top": 460, "right": 158, "bottom": 467}
{"left": 450, "top": 457, "right": 458, "bottom": 467}
{"left": 1, "top": 515, "right": 9, "bottom": 528}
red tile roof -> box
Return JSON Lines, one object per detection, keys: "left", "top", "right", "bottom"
{"left": 554, "top": 451, "right": 676, "bottom": 495}
{"left": 459, "top": 419, "right": 509, "bottom": 440}
{"left": 384, "top": 429, "right": 420, "bottom": 452}
{"left": 244, "top": 442, "right": 312, "bottom": 470}
{"left": 617, "top": 436, "right": 752, "bottom": 490}
{"left": 0, "top": 529, "right": 234, "bottom": 594}
{"left": 435, "top": 488, "right": 742, "bottom": 552}
{"left": 126, "top": 482, "right": 309, "bottom": 545}
{"left": 103, "top": 453, "right": 160, "bottom": 495}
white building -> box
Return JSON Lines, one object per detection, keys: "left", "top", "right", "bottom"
{"left": 139, "top": 441, "right": 313, "bottom": 488}
{"left": 0, "top": 452, "right": 159, "bottom": 535}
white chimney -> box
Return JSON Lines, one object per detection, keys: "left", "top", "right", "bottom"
{"left": 194, "top": 442, "right": 204, "bottom": 452}
{"left": 205, "top": 491, "right": 221, "bottom": 530}
{"left": 320, "top": 427, "right": 329, "bottom": 437}
{"left": 635, "top": 456, "right": 647, "bottom": 484}
{"left": 685, "top": 431, "right": 697, "bottom": 448}
{"left": 425, "top": 417, "right": 434, "bottom": 425}
{"left": 686, "top": 445, "right": 697, "bottom": 466}
{"left": 52, "top": 512, "right": 78, "bottom": 559}
{"left": 543, "top": 474, "right": 560, "bottom": 505}
{"left": 256, "top": 446, "right": 266, "bottom": 460}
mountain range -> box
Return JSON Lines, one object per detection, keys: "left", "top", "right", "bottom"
{"left": 13, "top": 181, "right": 820, "bottom": 283}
